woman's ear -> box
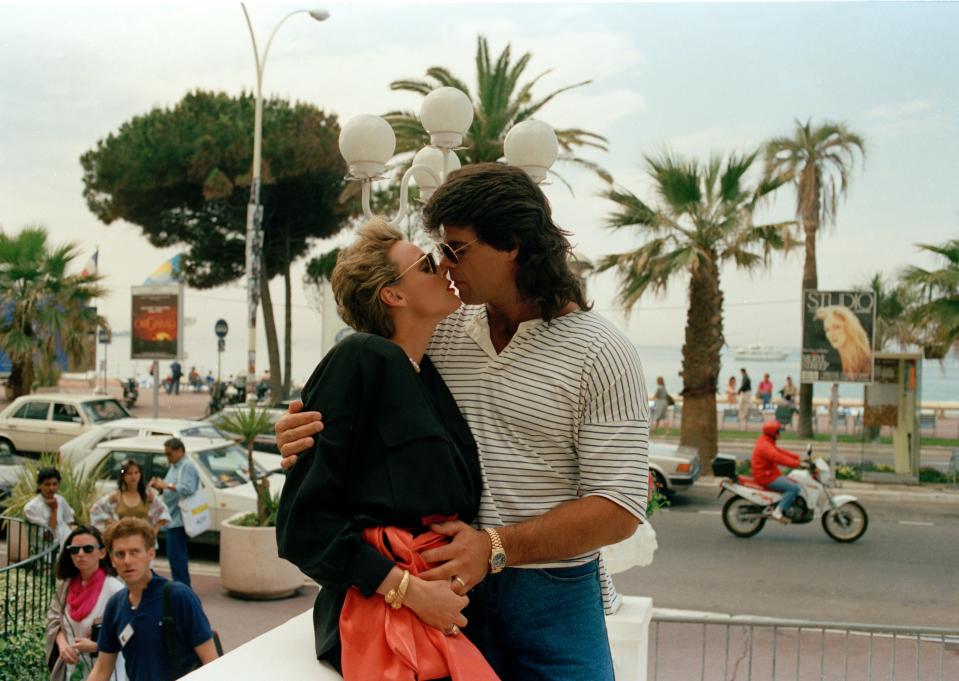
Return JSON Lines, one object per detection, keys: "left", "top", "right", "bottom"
{"left": 380, "top": 285, "right": 406, "bottom": 308}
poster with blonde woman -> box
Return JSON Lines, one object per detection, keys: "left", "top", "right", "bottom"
{"left": 801, "top": 290, "right": 876, "bottom": 383}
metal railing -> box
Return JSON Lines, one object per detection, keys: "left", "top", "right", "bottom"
{"left": 649, "top": 611, "right": 959, "bottom": 681}
{"left": 0, "top": 516, "right": 59, "bottom": 638}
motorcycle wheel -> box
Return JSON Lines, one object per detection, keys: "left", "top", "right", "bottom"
{"left": 822, "top": 502, "right": 869, "bottom": 543}
{"left": 722, "top": 496, "right": 766, "bottom": 538}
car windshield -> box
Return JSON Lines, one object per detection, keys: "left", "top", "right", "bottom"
{"left": 81, "top": 399, "right": 130, "bottom": 424}
{"left": 195, "top": 444, "right": 269, "bottom": 489}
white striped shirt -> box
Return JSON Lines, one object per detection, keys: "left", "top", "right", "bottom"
{"left": 428, "top": 305, "right": 650, "bottom": 613}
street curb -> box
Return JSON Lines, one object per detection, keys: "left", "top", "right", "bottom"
{"left": 693, "top": 476, "right": 959, "bottom": 505}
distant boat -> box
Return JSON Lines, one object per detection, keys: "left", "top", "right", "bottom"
{"left": 733, "top": 344, "right": 790, "bottom": 361}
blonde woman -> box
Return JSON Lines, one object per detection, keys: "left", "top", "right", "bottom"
{"left": 815, "top": 305, "right": 872, "bottom": 378}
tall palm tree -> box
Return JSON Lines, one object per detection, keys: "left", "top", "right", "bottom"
{"left": 901, "top": 238, "right": 959, "bottom": 359}
{"left": 598, "top": 151, "right": 793, "bottom": 466}
{"left": 386, "top": 35, "right": 610, "bottom": 189}
{"left": 764, "top": 119, "right": 865, "bottom": 437}
{"left": 0, "top": 226, "right": 106, "bottom": 398}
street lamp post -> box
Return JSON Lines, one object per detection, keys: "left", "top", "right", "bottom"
{"left": 338, "top": 86, "right": 560, "bottom": 225}
{"left": 240, "top": 3, "right": 328, "bottom": 399}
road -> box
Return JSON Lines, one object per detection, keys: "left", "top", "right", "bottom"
{"left": 614, "top": 485, "right": 959, "bottom": 629}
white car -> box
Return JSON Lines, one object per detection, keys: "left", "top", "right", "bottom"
{"left": 71, "top": 435, "right": 286, "bottom": 542}
{"left": 649, "top": 442, "right": 701, "bottom": 496}
{"left": 59, "top": 418, "right": 232, "bottom": 462}
{"left": 0, "top": 393, "right": 130, "bottom": 457}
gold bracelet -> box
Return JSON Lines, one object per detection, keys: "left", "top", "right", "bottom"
{"left": 385, "top": 570, "right": 410, "bottom": 610}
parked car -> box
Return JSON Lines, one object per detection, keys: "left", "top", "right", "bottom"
{"left": 59, "top": 418, "right": 231, "bottom": 462}
{"left": 70, "top": 435, "right": 285, "bottom": 543}
{"left": 0, "top": 393, "right": 130, "bottom": 458}
{"left": 649, "top": 442, "right": 701, "bottom": 496}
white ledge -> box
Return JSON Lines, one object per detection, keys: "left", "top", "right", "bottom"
{"left": 184, "top": 596, "right": 654, "bottom": 681}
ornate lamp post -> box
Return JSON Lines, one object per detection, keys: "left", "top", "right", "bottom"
{"left": 337, "top": 86, "right": 560, "bottom": 225}
{"left": 241, "top": 3, "right": 328, "bottom": 398}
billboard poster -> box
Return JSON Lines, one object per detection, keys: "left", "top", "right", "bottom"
{"left": 801, "top": 290, "right": 876, "bottom": 383}
{"left": 131, "top": 286, "right": 183, "bottom": 360}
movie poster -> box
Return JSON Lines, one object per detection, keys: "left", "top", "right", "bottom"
{"left": 131, "top": 286, "right": 183, "bottom": 360}
{"left": 801, "top": 290, "right": 876, "bottom": 383}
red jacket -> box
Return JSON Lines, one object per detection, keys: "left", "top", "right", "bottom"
{"left": 751, "top": 434, "right": 801, "bottom": 487}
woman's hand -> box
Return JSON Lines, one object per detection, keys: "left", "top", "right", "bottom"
{"left": 402, "top": 575, "right": 468, "bottom": 632}
{"left": 74, "top": 637, "right": 98, "bottom": 654}
{"left": 57, "top": 632, "right": 79, "bottom": 665}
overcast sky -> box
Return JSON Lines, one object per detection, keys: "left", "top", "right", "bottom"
{"left": 2, "top": 1, "right": 957, "bottom": 378}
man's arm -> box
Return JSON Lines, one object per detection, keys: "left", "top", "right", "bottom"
{"left": 195, "top": 638, "right": 219, "bottom": 665}
{"left": 85, "top": 652, "right": 118, "bottom": 681}
{"left": 420, "top": 497, "right": 639, "bottom": 589}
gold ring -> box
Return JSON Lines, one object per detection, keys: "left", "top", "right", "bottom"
{"left": 444, "top": 624, "right": 460, "bottom": 636}
{"left": 452, "top": 576, "right": 468, "bottom": 590}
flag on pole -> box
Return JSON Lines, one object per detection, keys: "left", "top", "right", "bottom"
{"left": 81, "top": 248, "right": 99, "bottom": 277}
{"left": 143, "top": 254, "right": 182, "bottom": 286}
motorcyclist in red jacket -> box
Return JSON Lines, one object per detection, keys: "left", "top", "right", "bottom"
{"left": 751, "top": 420, "right": 802, "bottom": 522}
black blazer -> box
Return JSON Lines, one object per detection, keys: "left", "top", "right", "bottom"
{"left": 276, "top": 333, "right": 482, "bottom": 666}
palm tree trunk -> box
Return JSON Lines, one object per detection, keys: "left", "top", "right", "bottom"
{"left": 798, "top": 168, "right": 821, "bottom": 438}
{"left": 679, "top": 253, "right": 724, "bottom": 468}
{"left": 259, "top": 275, "right": 283, "bottom": 405}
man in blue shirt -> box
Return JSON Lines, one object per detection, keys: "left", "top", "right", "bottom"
{"left": 88, "top": 518, "right": 217, "bottom": 681}
{"left": 149, "top": 437, "right": 199, "bottom": 587}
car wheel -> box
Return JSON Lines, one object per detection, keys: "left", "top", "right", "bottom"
{"left": 0, "top": 438, "right": 15, "bottom": 458}
{"left": 652, "top": 470, "right": 673, "bottom": 498}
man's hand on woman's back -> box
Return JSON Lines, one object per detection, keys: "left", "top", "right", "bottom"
{"left": 276, "top": 399, "right": 324, "bottom": 469}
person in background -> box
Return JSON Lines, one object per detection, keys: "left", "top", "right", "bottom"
{"left": 149, "top": 438, "right": 198, "bottom": 587}
{"left": 91, "top": 459, "right": 170, "bottom": 536}
{"left": 87, "top": 519, "right": 218, "bottom": 681}
{"left": 24, "top": 467, "right": 75, "bottom": 545}
{"left": 725, "top": 376, "right": 737, "bottom": 405}
{"left": 169, "top": 359, "right": 182, "bottom": 395}
{"left": 751, "top": 420, "right": 802, "bottom": 522}
{"left": 757, "top": 373, "right": 773, "bottom": 409}
{"left": 780, "top": 375, "right": 798, "bottom": 404}
{"left": 45, "top": 525, "right": 126, "bottom": 681}
{"left": 652, "top": 376, "right": 670, "bottom": 430}
{"left": 737, "top": 368, "right": 753, "bottom": 422}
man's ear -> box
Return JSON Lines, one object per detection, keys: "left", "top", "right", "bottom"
{"left": 380, "top": 285, "right": 406, "bottom": 308}
{"left": 506, "top": 238, "right": 520, "bottom": 262}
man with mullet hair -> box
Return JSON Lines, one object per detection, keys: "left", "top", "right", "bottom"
{"left": 276, "top": 162, "right": 650, "bottom": 681}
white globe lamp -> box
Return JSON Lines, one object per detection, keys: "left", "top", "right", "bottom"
{"left": 504, "top": 119, "right": 559, "bottom": 184}
{"left": 419, "top": 87, "right": 474, "bottom": 149}
{"left": 338, "top": 114, "right": 396, "bottom": 179}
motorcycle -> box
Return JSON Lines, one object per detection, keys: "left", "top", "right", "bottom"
{"left": 122, "top": 378, "right": 139, "bottom": 409}
{"left": 715, "top": 446, "right": 868, "bottom": 543}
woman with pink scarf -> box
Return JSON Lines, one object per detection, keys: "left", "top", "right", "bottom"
{"left": 45, "top": 525, "right": 126, "bottom": 681}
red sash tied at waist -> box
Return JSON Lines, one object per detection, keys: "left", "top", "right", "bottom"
{"left": 339, "top": 524, "right": 499, "bottom": 681}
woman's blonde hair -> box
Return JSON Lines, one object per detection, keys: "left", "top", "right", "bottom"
{"left": 815, "top": 305, "right": 872, "bottom": 376}
{"left": 331, "top": 218, "right": 404, "bottom": 338}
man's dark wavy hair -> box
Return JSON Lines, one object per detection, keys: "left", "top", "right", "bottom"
{"left": 422, "top": 162, "right": 591, "bottom": 321}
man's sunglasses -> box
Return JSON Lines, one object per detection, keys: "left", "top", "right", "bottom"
{"left": 67, "top": 544, "right": 100, "bottom": 555}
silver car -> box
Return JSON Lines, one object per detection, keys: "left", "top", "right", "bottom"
{"left": 649, "top": 442, "right": 701, "bottom": 496}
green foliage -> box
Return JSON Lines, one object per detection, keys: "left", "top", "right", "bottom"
{"left": 919, "top": 467, "right": 952, "bottom": 484}
{"left": 3, "top": 453, "right": 104, "bottom": 526}
{"left": 80, "top": 90, "right": 352, "bottom": 288}
{"left": 229, "top": 489, "right": 282, "bottom": 528}
{"left": 0, "top": 226, "right": 106, "bottom": 398}
{"left": 0, "top": 621, "right": 46, "bottom": 681}
{"left": 214, "top": 404, "right": 275, "bottom": 526}
{"left": 646, "top": 489, "right": 670, "bottom": 518}
{"left": 901, "top": 238, "right": 959, "bottom": 358}
{"left": 835, "top": 464, "right": 861, "bottom": 481}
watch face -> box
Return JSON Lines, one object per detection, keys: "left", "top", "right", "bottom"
{"left": 491, "top": 553, "right": 507, "bottom": 570}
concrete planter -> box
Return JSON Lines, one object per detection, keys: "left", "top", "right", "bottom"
{"left": 219, "top": 512, "right": 303, "bottom": 600}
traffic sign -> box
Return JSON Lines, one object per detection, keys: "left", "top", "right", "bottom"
{"left": 217, "top": 338, "right": 225, "bottom": 353}
{"left": 215, "top": 319, "right": 229, "bottom": 338}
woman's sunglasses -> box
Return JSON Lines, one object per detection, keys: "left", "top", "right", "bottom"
{"left": 67, "top": 544, "right": 100, "bottom": 555}
{"left": 395, "top": 238, "right": 480, "bottom": 281}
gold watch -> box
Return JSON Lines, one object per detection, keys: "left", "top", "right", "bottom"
{"left": 484, "top": 527, "right": 507, "bottom": 574}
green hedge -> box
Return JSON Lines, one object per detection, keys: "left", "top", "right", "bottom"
{"left": 0, "top": 622, "right": 46, "bottom": 681}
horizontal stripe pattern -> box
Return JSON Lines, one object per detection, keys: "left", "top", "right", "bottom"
{"left": 428, "top": 305, "right": 650, "bottom": 613}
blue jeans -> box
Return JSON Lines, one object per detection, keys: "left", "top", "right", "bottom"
{"left": 767, "top": 476, "right": 800, "bottom": 512}
{"left": 463, "top": 560, "right": 613, "bottom": 681}
{"left": 165, "top": 526, "right": 191, "bottom": 588}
